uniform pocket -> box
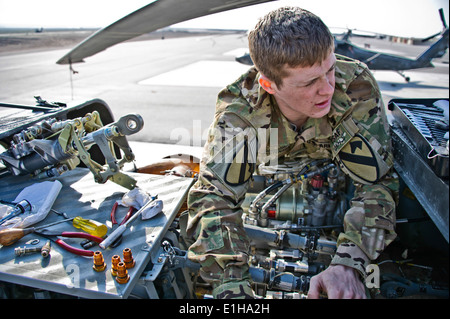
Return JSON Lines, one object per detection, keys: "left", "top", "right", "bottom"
{"left": 195, "top": 215, "right": 224, "bottom": 253}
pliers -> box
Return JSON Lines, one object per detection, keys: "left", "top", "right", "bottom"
{"left": 36, "top": 231, "right": 103, "bottom": 257}
{"left": 109, "top": 202, "right": 135, "bottom": 247}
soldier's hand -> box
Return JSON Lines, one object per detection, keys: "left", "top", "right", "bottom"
{"left": 307, "top": 264, "right": 366, "bottom": 299}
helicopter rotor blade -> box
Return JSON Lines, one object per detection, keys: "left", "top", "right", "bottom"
{"left": 56, "top": 0, "right": 275, "bottom": 65}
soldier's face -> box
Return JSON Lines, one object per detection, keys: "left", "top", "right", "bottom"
{"left": 267, "top": 52, "right": 336, "bottom": 127}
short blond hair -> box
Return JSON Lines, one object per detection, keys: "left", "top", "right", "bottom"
{"left": 248, "top": 7, "right": 334, "bottom": 87}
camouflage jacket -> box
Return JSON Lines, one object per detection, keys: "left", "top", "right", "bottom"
{"left": 187, "top": 54, "right": 399, "bottom": 282}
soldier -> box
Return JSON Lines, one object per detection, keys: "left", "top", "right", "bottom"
{"left": 186, "top": 6, "right": 398, "bottom": 299}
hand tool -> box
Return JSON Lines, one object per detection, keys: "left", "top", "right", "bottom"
{"left": 0, "top": 199, "right": 32, "bottom": 225}
{"left": 35, "top": 231, "right": 103, "bottom": 257}
{"left": 109, "top": 202, "right": 135, "bottom": 248}
{"left": 0, "top": 218, "right": 74, "bottom": 246}
{"left": 50, "top": 208, "right": 69, "bottom": 219}
{"left": 72, "top": 216, "right": 108, "bottom": 237}
{"left": 99, "top": 196, "right": 157, "bottom": 250}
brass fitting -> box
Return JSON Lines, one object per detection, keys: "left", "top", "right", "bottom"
{"left": 93, "top": 251, "right": 107, "bottom": 272}
{"left": 123, "top": 248, "right": 135, "bottom": 269}
{"left": 111, "top": 255, "right": 121, "bottom": 276}
{"left": 41, "top": 240, "right": 51, "bottom": 258}
{"left": 15, "top": 246, "right": 40, "bottom": 256}
{"left": 115, "top": 262, "right": 129, "bottom": 284}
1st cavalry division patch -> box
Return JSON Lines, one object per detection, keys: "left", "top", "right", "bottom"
{"left": 338, "top": 134, "right": 380, "bottom": 183}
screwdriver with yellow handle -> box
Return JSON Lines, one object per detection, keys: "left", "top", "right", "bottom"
{"left": 72, "top": 216, "right": 107, "bottom": 238}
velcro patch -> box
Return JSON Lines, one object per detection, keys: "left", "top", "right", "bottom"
{"left": 338, "top": 134, "right": 380, "bottom": 183}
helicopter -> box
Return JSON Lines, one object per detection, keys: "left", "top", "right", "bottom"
{"left": 55, "top": 1, "right": 448, "bottom": 83}
{"left": 0, "top": 0, "right": 448, "bottom": 300}
{"left": 236, "top": 8, "right": 449, "bottom": 82}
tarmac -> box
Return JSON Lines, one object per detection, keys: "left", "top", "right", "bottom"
{"left": 0, "top": 30, "right": 448, "bottom": 165}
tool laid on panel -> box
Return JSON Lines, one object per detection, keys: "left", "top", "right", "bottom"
{"left": 14, "top": 240, "right": 51, "bottom": 258}
{"left": 109, "top": 202, "right": 135, "bottom": 248}
{"left": 99, "top": 196, "right": 161, "bottom": 250}
{"left": 0, "top": 215, "right": 108, "bottom": 247}
{"left": 72, "top": 216, "right": 108, "bottom": 237}
{"left": 0, "top": 218, "right": 74, "bottom": 246}
{"left": 35, "top": 231, "right": 103, "bottom": 257}
{"left": 0, "top": 199, "right": 32, "bottom": 226}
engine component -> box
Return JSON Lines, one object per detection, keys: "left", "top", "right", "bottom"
{"left": 249, "top": 266, "right": 310, "bottom": 294}
{"left": 233, "top": 159, "right": 348, "bottom": 298}
{"left": 243, "top": 160, "right": 346, "bottom": 231}
{"left": 0, "top": 112, "right": 144, "bottom": 189}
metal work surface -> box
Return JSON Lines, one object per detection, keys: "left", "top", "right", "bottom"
{"left": 0, "top": 168, "right": 194, "bottom": 298}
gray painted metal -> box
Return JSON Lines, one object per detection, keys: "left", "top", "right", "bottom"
{"left": 391, "top": 127, "right": 449, "bottom": 242}
{"left": 0, "top": 168, "right": 193, "bottom": 298}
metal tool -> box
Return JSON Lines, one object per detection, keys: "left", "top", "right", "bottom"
{"left": 0, "top": 218, "right": 74, "bottom": 246}
{"left": 35, "top": 231, "right": 103, "bottom": 257}
{"left": 0, "top": 199, "right": 32, "bottom": 225}
{"left": 14, "top": 240, "right": 51, "bottom": 258}
{"left": 109, "top": 202, "right": 135, "bottom": 248}
{"left": 99, "top": 196, "right": 158, "bottom": 250}
{"left": 50, "top": 209, "right": 69, "bottom": 219}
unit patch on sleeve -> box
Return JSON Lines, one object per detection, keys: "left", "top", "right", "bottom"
{"left": 338, "top": 133, "right": 380, "bottom": 183}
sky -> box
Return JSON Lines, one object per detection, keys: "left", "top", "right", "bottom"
{"left": 0, "top": 0, "right": 448, "bottom": 38}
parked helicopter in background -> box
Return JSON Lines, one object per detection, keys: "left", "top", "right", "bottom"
{"left": 236, "top": 8, "right": 449, "bottom": 82}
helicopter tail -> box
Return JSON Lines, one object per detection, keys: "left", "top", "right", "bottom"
{"left": 416, "top": 28, "right": 449, "bottom": 68}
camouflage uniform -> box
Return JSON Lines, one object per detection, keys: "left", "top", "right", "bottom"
{"left": 186, "top": 54, "right": 399, "bottom": 298}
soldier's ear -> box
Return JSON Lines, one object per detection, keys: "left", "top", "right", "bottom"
{"left": 259, "top": 74, "right": 275, "bottom": 94}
